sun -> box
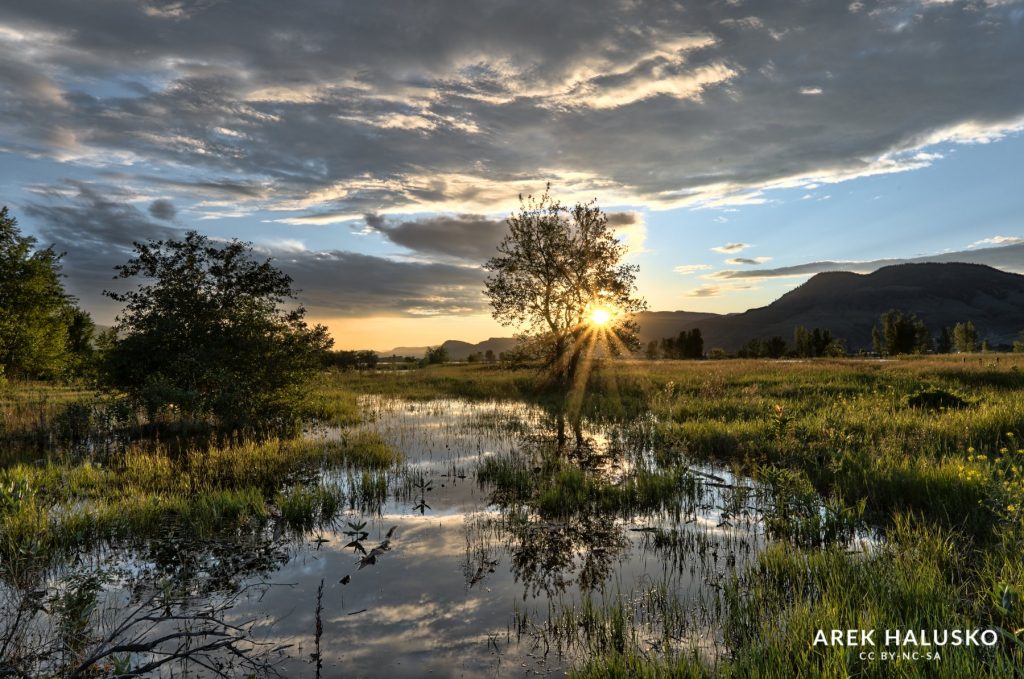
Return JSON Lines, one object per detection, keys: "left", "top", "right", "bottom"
{"left": 589, "top": 308, "right": 611, "bottom": 326}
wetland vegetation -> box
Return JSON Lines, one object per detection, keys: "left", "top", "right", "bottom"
{"left": 3, "top": 356, "right": 1024, "bottom": 676}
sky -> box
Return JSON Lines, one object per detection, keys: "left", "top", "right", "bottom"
{"left": 0, "top": 0, "right": 1022, "bottom": 349}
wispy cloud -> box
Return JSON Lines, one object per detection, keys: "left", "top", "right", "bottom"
{"left": 968, "top": 235, "right": 1024, "bottom": 249}
{"left": 712, "top": 243, "right": 750, "bottom": 254}
{"left": 725, "top": 256, "right": 772, "bottom": 265}
{"left": 687, "top": 282, "right": 756, "bottom": 297}
{"left": 673, "top": 263, "right": 713, "bottom": 275}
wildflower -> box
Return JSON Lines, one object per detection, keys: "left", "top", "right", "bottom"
{"left": 968, "top": 447, "right": 976, "bottom": 454}
{"left": 1008, "top": 504, "right": 1017, "bottom": 513}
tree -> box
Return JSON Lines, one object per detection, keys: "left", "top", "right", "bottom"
{"left": 103, "top": 231, "right": 332, "bottom": 432}
{"left": 794, "top": 326, "right": 834, "bottom": 358}
{"left": 677, "top": 328, "right": 703, "bottom": 359}
{"left": 953, "top": 321, "right": 978, "bottom": 353}
{"left": 763, "top": 336, "right": 788, "bottom": 358}
{"left": 424, "top": 345, "right": 449, "bottom": 364}
{"left": 0, "top": 207, "right": 81, "bottom": 378}
{"left": 872, "top": 309, "right": 930, "bottom": 355}
{"left": 644, "top": 340, "right": 659, "bottom": 360}
{"left": 484, "top": 189, "right": 646, "bottom": 388}
{"left": 936, "top": 326, "right": 953, "bottom": 354}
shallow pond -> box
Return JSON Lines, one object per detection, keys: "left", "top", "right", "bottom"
{"left": 3, "top": 397, "right": 867, "bottom": 677}
{"left": 227, "top": 397, "right": 768, "bottom": 677}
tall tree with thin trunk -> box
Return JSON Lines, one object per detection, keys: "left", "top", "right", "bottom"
{"left": 484, "top": 189, "right": 646, "bottom": 390}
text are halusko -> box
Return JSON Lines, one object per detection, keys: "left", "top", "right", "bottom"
{"left": 814, "top": 629, "right": 999, "bottom": 647}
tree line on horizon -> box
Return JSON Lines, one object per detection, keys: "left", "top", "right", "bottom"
{"left": 643, "top": 311, "right": 1018, "bottom": 360}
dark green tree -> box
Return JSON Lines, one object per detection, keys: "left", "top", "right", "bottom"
{"left": 872, "top": 309, "right": 930, "bottom": 355}
{"left": 103, "top": 231, "right": 332, "bottom": 432}
{"left": 936, "top": 326, "right": 953, "bottom": 354}
{"left": 764, "top": 336, "right": 788, "bottom": 358}
{"left": 644, "top": 340, "right": 658, "bottom": 360}
{"left": 0, "top": 207, "right": 78, "bottom": 378}
{"left": 424, "top": 345, "right": 449, "bottom": 364}
{"left": 679, "top": 328, "right": 703, "bottom": 358}
{"left": 794, "top": 326, "right": 834, "bottom": 357}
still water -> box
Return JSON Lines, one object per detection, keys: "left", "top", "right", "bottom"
{"left": 229, "top": 397, "right": 767, "bottom": 677}
{"left": 4, "top": 397, "right": 811, "bottom": 677}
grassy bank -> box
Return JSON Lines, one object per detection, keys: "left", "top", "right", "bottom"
{"left": 334, "top": 357, "right": 1024, "bottom": 676}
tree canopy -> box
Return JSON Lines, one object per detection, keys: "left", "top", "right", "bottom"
{"left": 0, "top": 206, "right": 88, "bottom": 379}
{"left": 104, "top": 231, "right": 332, "bottom": 432}
{"left": 871, "top": 309, "right": 931, "bottom": 356}
{"left": 484, "top": 190, "right": 645, "bottom": 386}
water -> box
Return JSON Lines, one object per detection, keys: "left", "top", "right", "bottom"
{"left": 224, "top": 397, "right": 767, "bottom": 676}
{"left": 3, "top": 397, "right": 842, "bottom": 677}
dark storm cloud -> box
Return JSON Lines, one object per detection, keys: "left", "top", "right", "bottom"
{"left": 708, "top": 243, "right": 1024, "bottom": 280}
{"left": 370, "top": 214, "right": 506, "bottom": 263}
{"left": 20, "top": 184, "right": 487, "bottom": 319}
{"left": 21, "top": 183, "right": 183, "bottom": 314}
{"left": 148, "top": 199, "right": 176, "bottom": 220}
{"left": 0, "top": 0, "right": 1021, "bottom": 215}
{"left": 280, "top": 251, "right": 487, "bottom": 317}
{"left": 364, "top": 210, "right": 643, "bottom": 263}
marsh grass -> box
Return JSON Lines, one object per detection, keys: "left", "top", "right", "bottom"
{"left": 0, "top": 433, "right": 402, "bottom": 575}
{"left": 478, "top": 450, "right": 702, "bottom": 519}
{"left": 7, "top": 356, "right": 1024, "bottom": 676}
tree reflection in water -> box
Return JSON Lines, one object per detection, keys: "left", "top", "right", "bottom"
{"left": 504, "top": 509, "right": 630, "bottom": 597}
{"left": 1, "top": 524, "right": 296, "bottom": 677}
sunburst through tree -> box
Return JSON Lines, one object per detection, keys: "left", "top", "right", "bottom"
{"left": 484, "top": 188, "right": 647, "bottom": 436}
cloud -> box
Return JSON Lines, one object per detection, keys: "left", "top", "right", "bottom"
{"left": 366, "top": 210, "right": 644, "bottom": 262}
{"left": 686, "top": 282, "right": 756, "bottom": 297}
{"left": 725, "top": 256, "right": 771, "bottom": 265}
{"left": 708, "top": 241, "right": 1024, "bottom": 280}
{"left": 148, "top": 199, "right": 177, "bottom": 220}
{"left": 370, "top": 213, "right": 506, "bottom": 262}
{"left": 673, "top": 263, "right": 713, "bottom": 275}
{"left": 0, "top": 0, "right": 1020, "bottom": 215}
{"left": 968, "top": 235, "right": 1024, "bottom": 249}
{"left": 20, "top": 184, "right": 489, "bottom": 320}
{"left": 712, "top": 243, "right": 750, "bottom": 253}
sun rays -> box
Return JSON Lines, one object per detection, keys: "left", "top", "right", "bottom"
{"left": 551, "top": 304, "right": 634, "bottom": 429}
{"left": 589, "top": 307, "right": 611, "bottom": 326}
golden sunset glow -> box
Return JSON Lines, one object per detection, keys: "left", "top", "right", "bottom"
{"left": 589, "top": 308, "right": 612, "bottom": 326}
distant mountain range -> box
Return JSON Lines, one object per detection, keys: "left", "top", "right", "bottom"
{"left": 376, "top": 263, "right": 1024, "bottom": 357}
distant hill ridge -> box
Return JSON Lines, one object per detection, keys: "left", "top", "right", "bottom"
{"left": 376, "top": 263, "right": 1024, "bottom": 356}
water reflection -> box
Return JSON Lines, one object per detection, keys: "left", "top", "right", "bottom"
{"left": 4, "top": 396, "right": 849, "bottom": 677}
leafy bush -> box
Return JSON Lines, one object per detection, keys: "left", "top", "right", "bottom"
{"left": 103, "top": 232, "right": 333, "bottom": 434}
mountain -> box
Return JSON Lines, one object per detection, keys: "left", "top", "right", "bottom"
{"left": 376, "top": 263, "right": 1024, "bottom": 356}
{"left": 376, "top": 345, "right": 430, "bottom": 358}
{"left": 376, "top": 337, "right": 519, "bottom": 360}
{"left": 682, "top": 263, "right": 1024, "bottom": 351}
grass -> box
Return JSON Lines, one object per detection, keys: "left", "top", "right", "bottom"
{"left": 479, "top": 451, "right": 702, "bottom": 519}
{"left": 0, "top": 433, "right": 402, "bottom": 577}
{"left": 7, "top": 355, "right": 1024, "bottom": 675}
{"left": 336, "top": 356, "right": 1024, "bottom": 676}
